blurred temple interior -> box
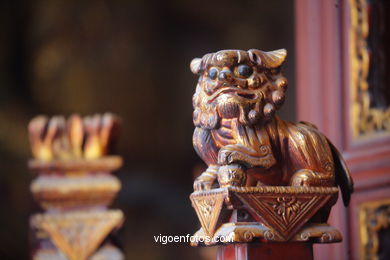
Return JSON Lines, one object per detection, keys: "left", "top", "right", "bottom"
{"left": 0, "top": 0, "right": 389, "bottom": 260}
{"left": 0, "top": 1, "right": 295, "bottom": 259}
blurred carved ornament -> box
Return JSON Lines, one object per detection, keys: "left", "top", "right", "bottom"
{"left": 350, "top": 0, "right": 390, "bottom": 137}
{"left": 28, "top": 113, "right": 124, "bottom": 260}
{"left": 31, "top": 211, "right": 123, "bottom": 260}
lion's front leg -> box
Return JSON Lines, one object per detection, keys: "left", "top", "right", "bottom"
{"left": 193, "top": 127, "right": 220, "bottom": 191}
{"left": 216, "top": 145, "right": 251, "bottom": 188}
{"left": 193, "top": 165, "right": 219, "bottom": 191}
{"left": 193, "top": 162, "right": 248, "bottom": 190}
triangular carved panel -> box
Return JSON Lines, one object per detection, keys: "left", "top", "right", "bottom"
{"left": 31, "top": 210, "right": 123, "bottom": 260}
{"left": 236, "top": 193, "right": 332, "bottom": 240}
{"left": 191, "top": 191, "right": 226, "bottom": 237}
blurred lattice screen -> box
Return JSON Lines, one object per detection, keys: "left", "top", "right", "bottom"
{"left": 0, "top": 1, "right": 295, "bottom": 259}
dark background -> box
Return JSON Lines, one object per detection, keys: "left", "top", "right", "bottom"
{"left": 0, "top": 0, "right": 295, "bottom": 259}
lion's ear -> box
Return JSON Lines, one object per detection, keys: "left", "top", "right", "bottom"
{"left": 190, "top": 58, "right": 203, "bottom": 75}
{"left": 248, "top": 49, "right": 287, "bottom": 69}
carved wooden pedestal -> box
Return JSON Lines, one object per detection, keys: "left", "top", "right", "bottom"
{"left": 190, "top": 187, "right": 341, "bottom": 260}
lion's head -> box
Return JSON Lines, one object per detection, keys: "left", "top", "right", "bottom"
{"left": 190, "top": 49, "right": 288, "bottom": 129}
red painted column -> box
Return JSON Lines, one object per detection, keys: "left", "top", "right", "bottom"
{"left": 295, "top": 1, "right": 349, "bottom": 259}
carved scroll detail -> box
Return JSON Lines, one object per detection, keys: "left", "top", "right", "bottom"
{"left": 350, "top": 0, "right": 390, "bottom": 137}
{"left": 359, "top": 199, "right": 390, "bottom": 260}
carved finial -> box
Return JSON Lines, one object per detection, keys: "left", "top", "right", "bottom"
{"left": 28, "top": 113, "right": 120, "bottom": 161}
{"left": 28, "top": 113, "right": 124, "bottom": 260}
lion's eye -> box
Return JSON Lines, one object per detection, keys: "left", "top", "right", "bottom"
{"left": 208, "top": 68, "right": 218, "bottom": 80}
{"left": 237, "top": 65, "right": 253, "bottom": 78}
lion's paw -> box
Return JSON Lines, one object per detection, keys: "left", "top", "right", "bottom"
{"left": 193, "top": 174, "right": 216, "bottom": 191}
{"left": 218, "top": 164, "right": 247, "bottom": 188}
{"left": 291, "top": 169, "right": 319, "bottom": 186}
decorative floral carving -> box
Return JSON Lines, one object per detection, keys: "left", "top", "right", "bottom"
{"left": 350, "top": 0, "right": 390, "bottom": 137}
{"left": 359, "top": 200, "right": 390, "bottom": 260}
{"left": 270, "top": 197, "right": 303, "bottom": 224}
{"left": 190, "top": 190, "right": 227, "bottom": 237}
{"left": 199, "top": 199, "right": 215, "bottom": 217}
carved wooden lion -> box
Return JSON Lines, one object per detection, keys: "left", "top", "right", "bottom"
{"left": 190, "top": 49, "right": 353, "bottom": 205}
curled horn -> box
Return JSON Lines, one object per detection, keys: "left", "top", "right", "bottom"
{"left": 248, "top": 49, "right": 287, "bottom": 69}
{"left": 190, "top": 58, "right": 203, "bottom": 75}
